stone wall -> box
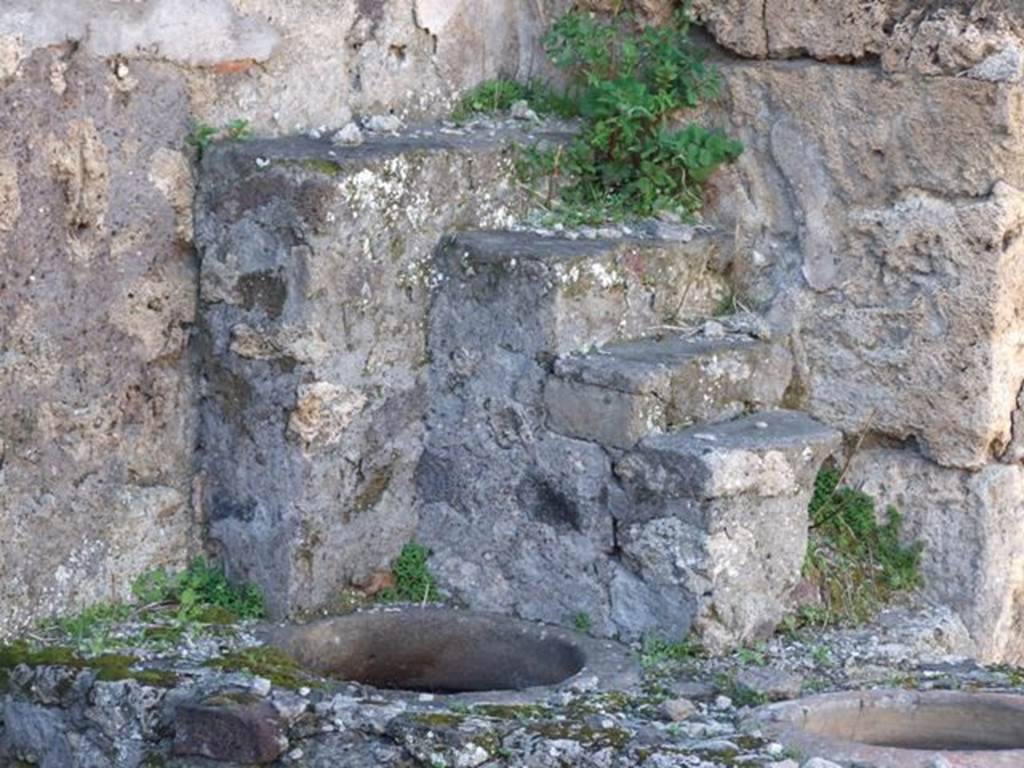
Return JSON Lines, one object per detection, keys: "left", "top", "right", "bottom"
{"left": 0, "top": 49, "right": 197, "bottom": 633}
{"left": 193, "top": 132, "right": 532, "bottom": 618}
{"left": 693, "top": 1, "right": 1024, "bottom": 662}
{"left": 1, "top": 0, "right": 561, "bottom": 134}
{"left": 0, "top": 0, "right": 557, "bottom": 635}
{"left": 4, "top": 0, "right": 1024, "bottom": 663}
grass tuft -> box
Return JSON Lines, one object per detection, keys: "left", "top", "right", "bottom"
{"left": 798, "top": 468, "right": 922, "bottom": 627}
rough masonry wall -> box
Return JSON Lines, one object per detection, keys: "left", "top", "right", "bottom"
{"left": 0, "top": 0, "right": 556, "bottom": 634}
{"left": 1, "top": 0, "right": 561, "bottom": 133}
{"left": 193, "top": 133, "right": 531, "bottom": 619}
{"left": 0, "top": 49, "right": 197, "bottom": 634}
{"left": 692, "top": 1, "right": 1024, "bottom": 662}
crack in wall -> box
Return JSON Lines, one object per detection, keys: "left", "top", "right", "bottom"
{"left": 1000, "top": 379, "right": 1024, "bottom": 464}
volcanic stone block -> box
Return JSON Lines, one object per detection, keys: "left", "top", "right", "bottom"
{"left": 417, "top": 230, "right": 729, "bottom": 637}
{"left": 194, "top": 127, "right": 548, "bottom": 618}
{"left": 847, "top": 448, "right": 1024, "bottom": 666}
{"left": 0, "top": 48, "right": 196, "bottom": 637}
{"left": 173, "top": 698, "right": 286, "bottom": 764}
{"left": 546, "top": 334, "right": 793, "bottom": 449}
{"left": 614, "top": 411, "right": 841, "bottom": 650}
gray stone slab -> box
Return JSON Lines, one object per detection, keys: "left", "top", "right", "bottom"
{"left": 546, "top": 334, "right": 794, "bottom": 449}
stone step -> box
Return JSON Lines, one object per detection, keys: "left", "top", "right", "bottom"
{"left": 545, "top": 332, "right": 793, "bottom": 449}
{"left": 611, "top": 410, "right": 841, "bottom": 653}
{"left": 418, "top": 228, "right": 731, "bottom": 637}
{"left": 433, "top": 229, "right": 731, "bottom": 357}
{"left": 617, "top": 409, "right": 840, "bottom": 504}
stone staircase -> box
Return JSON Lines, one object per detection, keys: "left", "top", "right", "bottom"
{"left": 419, "top": 229, "right": 840, "bottom": 651}
{"left": 195, "top": 124, "right": 840, "bottom": 652}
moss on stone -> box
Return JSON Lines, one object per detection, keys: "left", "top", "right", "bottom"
{"left": 0, "top": 643, "right": 177, "bottom": 688}
{"left": 565, "top": 690, "right": 636, "bottom": 717}
{"left": 91, "top": 654, "right": 179, "bottom": 687}
{"left": 202, "top": 691, "right": 265, "bottom": 707}
{"left": 530, "top": 721, "right": 632, "bottom": 749}
{"left": 471, "top": 703, "right": 551, "bottom": 721}
{"left": 411, "top": 711, "right": 468, "bottom": 728}
{"left": 193, "top": 605, "right": 241, "bottom": 626}
{"left": 142, "top": 625, "right": 185, "bottom": 644}
{"left": 204, "top": 645, "right": 319, "bottom": 691}
{"left": 0, "top": 642, "right": 83, "bottom": 670}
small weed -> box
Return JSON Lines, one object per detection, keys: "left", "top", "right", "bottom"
{"left": 40, "top": 602, "right": 134, "bottom": 656}
{"left": 452, "top": 78, "right": 575, "bottom": 122}
{"left": 810, "top": 644, "right": 832, "bottom": 667}
{"left": 376, "top": 541, "right": 439, "bottom": 604}
{"left": 714, "top": 672, "right": 766, "bottom": 708}
{"left": 573, "top": 612, "right": 592, "bottom": 633}
{"left": 33, "top": 558, "right": 263, "bottom": 655}
{"left": 714, "top": 290, "right": 739, "bottom": 317}
{"left": 736, "top": 645, "right": 766, "bottom": 666}
{"left": 186, "top": 119, "right": 254, "bottom": 158}
{"left": 132, "top": 557, "right": 264, "bottom": 623}
{"left": 639, "top": 634, "right": 704, "bottom": 668}
{"left": 796, "top": 468, "right": 923, "bottom": 628}
{"left": 886, "top": 672, "right": 917, "bottom": 689}
{"left": 224, "top": 118, "right": 253, "bottom": 141}
{"left": 185, "top": 121, "right": 218, "bottom": 155}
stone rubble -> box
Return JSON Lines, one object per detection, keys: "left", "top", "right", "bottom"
{"left": 1, "top": 603, "right": 1020, "bottom": 767}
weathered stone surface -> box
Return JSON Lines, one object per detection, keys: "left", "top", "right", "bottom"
{"left": 705, "top": 60, "right": 1024, "bottom": 470}
{"left": 195, "top": 130, "right": 540, "bottom": 619}
{"left": 614, "top": 412, "right": 841, "bottom": 650}
{"left": 0, "top": 48, "right": 196, "bottom": 636}
{"left": 0, "top": 600, "right": 1014, "bottom": 766}
{"left": 173, "top": 698, "right": 287, "bottom": 764}
{"left": 846, "top": 449, "right": 1024, "bottom": 665}
{"left": 419, "top": 230, "right": 728, "bottom": 637}
{"left": 693, "top": 1, "right": 1024, "bottom": 69}
{"left": 0, "top": 699, "right": 74, "bottom": 767}
{"left": 1, "top": 0, "right": 281, "bottom": 66}
{"left": 735, "top": 667, "right": 804, "bottom": 702}
{"left": 546, "top": 332, "right": 793, "bottom": 448}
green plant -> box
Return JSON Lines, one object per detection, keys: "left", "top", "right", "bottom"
{"left": 186, "top": 119, "right": 253, "bottom": 158}
{"left": 186, "top": 122, "right": 219, "bottom": 156}
{"left": 713, "top": 672, "right": 766, "bottom": 708}
{"left": 376, "top": 541, "right": 439, "bottom": 604}
{"left": 798, "top": 468, "right": 923, "bottom": 627}
{"left": 41, "top": 602, "right": 134, "bottom": 656}
{"left": 639, "top": 634, "right": 704, "bottom": 668}
{"left": 714, "top": 289, "right": 739, "bottom": 317}
{"left": 810, "top": 644, "right": 832, "bottom": 667}
{"left": 452, "top": 78, "right": 575, "bottom": 122}
{"left": 521, "top": 5, "right": 743, "bottom": 223}
{"left": 573, "top": 612, "right": 593, "bottom": 633}
{"left": 736, "top": 645, "right": 766, "bottom": 666}
{"left": 225, "top": 118, "right": 253, "bottom": 141}
{"left": 132, "top": 557, "right": 264, "bottom": 623}
{"left": 30, "top": 561, "right": 260, "bottom": 656}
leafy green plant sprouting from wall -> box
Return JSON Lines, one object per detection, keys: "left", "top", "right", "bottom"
{"left": 186, "top": 118, "right": 253, "bottom": 158}
{"left": 515, "top": 4, "right": 743, "bottom": 223}
{"left": 132, "top": 556, "right": 265, "bottom": 623}
{"left": 798, "top": 468, "right": 923, "bottom": 627}
{"left": 452, "top": 79, "right": 576, "bottom": 123}
{"left": 376, "top": 541, "right": 440, "bottom": 604}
